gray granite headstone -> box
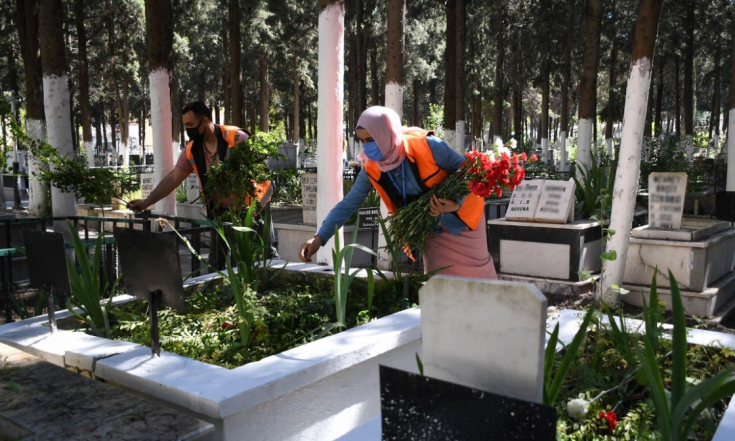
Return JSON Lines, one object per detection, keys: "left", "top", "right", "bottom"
{"left": 534, "top": 179, "right": 575, "bottom": 224}
{"left": 301, "top": 172, "right": 318, "bottom": 225}
{"left": 420, "top": 276, "right": 548, "bottom": 403}
{"left": 505, "top": 180, "right": 544, "bottom": 221}
{"left": 649, "top": 172, "right": 687, "bottom": 229}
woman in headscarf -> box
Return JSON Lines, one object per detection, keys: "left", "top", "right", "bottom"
{"left": 299, "top": 106, "right": 497, "bottom": 280}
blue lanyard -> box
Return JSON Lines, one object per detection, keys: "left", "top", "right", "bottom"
{"left": 386, "top": 161, "right": 408, "bottom": 207}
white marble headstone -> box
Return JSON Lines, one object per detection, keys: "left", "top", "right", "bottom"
{"left": 420, "top": 276, "right": 547, "bottom": 403}
{"left": 140, "top": 173, "right": 155, "bottom": 201}
{"left": 505, "top": 180, "right": 544, "bottom": 221}
{"left": 301, "top": 172, "right": 318, "bottom": 225}
{"left": 534, "top": 179, "right": 575, "bottom": 224}
{"left": 648, "top": 172, "right": 687, "bottom": 229}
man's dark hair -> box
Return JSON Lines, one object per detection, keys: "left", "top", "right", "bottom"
{"left": 182, "top": 101, "right": 212, "bottom": 121}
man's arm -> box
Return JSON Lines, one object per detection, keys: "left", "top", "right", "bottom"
{"left": 127, "top": 168, "right": 190, "bottom": 211}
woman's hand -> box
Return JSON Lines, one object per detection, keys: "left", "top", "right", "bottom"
{"left": 429, "top": 194, "right": 459, "bottom": 217}
{"left": 300, "top": 235, "right": 323, "bottom": 262}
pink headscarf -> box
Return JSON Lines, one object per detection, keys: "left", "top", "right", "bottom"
{"left": 356, "top": 106, "right": 405, "bottom": 172}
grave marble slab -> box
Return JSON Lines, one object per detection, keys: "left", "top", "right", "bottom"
{"left": 419, "top": 276, "right": 547, "bottom": 403}
{"left": 380, "top": 366, "right": 557, "bottom": 441}
{"left": 533, "top": 179, "right": 575, "bottom": 224}
{"left": 648, "top": 172, "right": 687, "bottom": 229}
{"left": 505, "top": 179, "right": 544, "bottom": 221}
{"left": 140, "top": 172, "right": 155, "bottom": 201}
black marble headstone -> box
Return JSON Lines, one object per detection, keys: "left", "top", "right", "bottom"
{"left": 23, "top": 230, "right": 71, "bottom": 294}
{"left": 115, "top": 228, "right": 186, "bottom": 312}
{"left": 380, "top": 366, "right": 557, "bottom": 441}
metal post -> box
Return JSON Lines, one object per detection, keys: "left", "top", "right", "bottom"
{"left": 150, "top": 289, "right": 161, "bottom": 356}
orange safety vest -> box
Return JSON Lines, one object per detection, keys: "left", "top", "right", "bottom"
{"left": 184, "top": 124, "right": 272, "bottom": 209}
{"left": 363, "top": 129, "right": 484, "bottom": 231}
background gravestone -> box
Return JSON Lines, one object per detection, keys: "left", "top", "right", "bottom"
{"left": 185, "top": 173, "right": 200, "bottom": 203}
{"left": 505, "top": 180, "right": 544, "bottom": 221}
{"left": 300, "top": 172, "right": 318, "bottom": 225}
{"left": 140, "top": 173, "right": 155, "bottom": 201}
{"left": 534, "top": 179, "right": 575, "bottom": 224}
{"left": 419, "top": 276, "right": 547, "bottom": 403}
{"left": 648, "top": 172, "right": 687, "bottom": 229}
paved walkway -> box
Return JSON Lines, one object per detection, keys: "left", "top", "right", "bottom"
{"left": 0, "top": 342, "right": 213, "bottom": 441}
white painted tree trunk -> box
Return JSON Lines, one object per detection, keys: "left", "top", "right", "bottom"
{"left": 541, "top": 137, "right": 549, "bottom": 163}
{"left": 385, "top": 82, "right": 403, "bottom": 120}
{"left": 121, "top": 139, "right": 130, "bottom": 167}
{"left": 316, "top": 3, "right": 345, "bottom": 266}
{"left": 606, "top": 137, "right": 613, "bottom": 157}
{"left": 43, "top": 75, "right": 77, "bottom": 234}
{"left": 444, "top": 129, "right": 456, "bottom": 154}
{"left": 380, "top": 81, "right": 404, "bottom": 270}
{"left": 25, "top": 119, "right": 47, "bottom": 216}
{"left": 601, "top": 57, "right": 654, "bottom": 303}
{"left": 560, "top": 131, "right": 568, "bottom": 172}
{"left": 685, "top": 135, "right": 693, "bottom": 161}
{"left": 577, "top": 119, "right": 593, "bottom": 172}
{"left": 455, "top": 120, "right": 465, "bottom": 153}
{"left": 714, "top": 133, "right": 720, "bottom": 154}
{"left": 149, "top": 68, "right": 176, "bottom": 216}
{"left": 84, "top": 140, "right": 95, "bottom": 168}
{"left": 727, "top": 110, "right": 735, "bottom": 190}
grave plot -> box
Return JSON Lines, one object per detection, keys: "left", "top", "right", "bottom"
{"left": 0, "top": 219, "right": 425, "bottom": 441}
{"left": 338, "top": 276, "right": 735, "bottom": 441}
{"left": 488, "top": 179, "right": 602, "bottom": 296}
{"left": 622, "top": 172, "right": 735, "bottom": 317}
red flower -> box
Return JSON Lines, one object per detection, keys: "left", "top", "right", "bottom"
{"left": 530, "top": 154, "right": 538, "bottom": 162}
{"left": 221, "top": 322, "right": 238, "bottom": 331}
{"left": 598, "top": 410, "right": 617, "bottom": 432}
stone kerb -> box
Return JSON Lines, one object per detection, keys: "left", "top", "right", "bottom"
{"left": 420, "top": 276, "right": 548, "bottom": 404}
{"left": 0, "top": 263, "right": 417, "bottom": 441}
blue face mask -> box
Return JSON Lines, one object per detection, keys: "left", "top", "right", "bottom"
{"left": 362, "top": 141, "right": 384, "bottom": 161}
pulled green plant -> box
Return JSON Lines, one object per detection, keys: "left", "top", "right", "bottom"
{"left": 573, "top": 155, "right": 616, "bottom": 221}
{"left": 66, "top": 223, "right": 120, "bottom": 338}
{"left": 204, "top": 132, "right": 282, "bottom": 211}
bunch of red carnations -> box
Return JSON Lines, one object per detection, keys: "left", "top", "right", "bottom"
{"left": 463, "top": 150, "right": 537, "bottom": 199}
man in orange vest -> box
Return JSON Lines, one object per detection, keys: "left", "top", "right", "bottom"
{"left": 128, "top": 101, "right": 278, "bottom": 266}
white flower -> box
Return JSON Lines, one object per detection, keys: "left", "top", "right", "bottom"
{"left": 567, "top": 398, "right": 590, "bottom": 422}
{"left": 507, "top": 138, "right": 518, "bottom": 149}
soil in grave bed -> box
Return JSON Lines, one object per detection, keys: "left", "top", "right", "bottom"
{"left": 553, "top": 324, "right": 735, "bottom": 440}
{"left": 63, "top": 271, "right": 425, "bottom": 369}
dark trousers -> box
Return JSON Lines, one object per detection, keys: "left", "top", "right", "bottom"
{"left": 209, "top": 203, "right": 279, "bottom": 270}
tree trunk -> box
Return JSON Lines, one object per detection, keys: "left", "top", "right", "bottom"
{"left": 121, "top": 52, "right": 130, "bottom": 166}
{"left": 101, "top": 102, "right": 109, "bottom": 160}
{"left": 259, "top": 52, "right": 270, "bottom": 132}
{"left": 541, "top": 68, "right": 550, "bottom": 163}
{"left": 293, "top": 54, "right": 300, "bottom": 143}
{"left": 229, "top": 0, "right": 243, "bottom": 127}
{"left": 654, "top": 60, "right": 663, "bottom": 136}
{"left": 413, "top": 78, "right": 419, "bottom": 126}
{"left": 171, "top": 69, "right": 181, "bottom": 152}
{"left": 145, "top": 0, "right": 176, "bottom": 215}
{"left": 727, "top": 10, "right": 735, "bottom": 189}
{"left": 74, "top": 0, "right": 94, "bottom": 167}
{"left": 493, "top": 5, "right": 504, "bottom": 142}
{"left": 674, "top": 56, "right": 681, "bottom": 138}
{"left": 370, "top": 46, "right": 379, "bottom": 106}
{"left": 16, "top": 0, "right": 47, "bottom": 215}
{"left": 454, "top": 0, "right": 466, "bottom": 152}
{"left": 317, "top": 0, "right": 345, "bottom": 265}
{"left": 222, "top": 17, "right": 230, "bottom": 124}
{"left": 443, "top": 0, "right": 457, "bottom": 150}
{"left": 684, "top": 0, "right": 694, "bottom": 159}
{"left": 601, "top": 0, "right": 664, "bottom": 302}
{"left": 576, "top": 0, "right": 603, "bottom": 171}
{"left": 560, "top": 28, "right": 571, "bottom": 173}
{"left": 713, "top": 50, "right": 721, "bottom": 153}
{"left": 39, "top": 0, "right": 76, "bottom": 230}
{"left": 605, "top": 8, "right": 617, "bottom": 157}
{"left": 385, "top": 0, "right": 405, "bottom": 119}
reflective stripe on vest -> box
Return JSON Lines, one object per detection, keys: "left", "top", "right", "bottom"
{"left": 184, "top": 124, "right": 272, "bottom": 206}
{"left": 363, "top": 130, "right": 484, "bottom": 231}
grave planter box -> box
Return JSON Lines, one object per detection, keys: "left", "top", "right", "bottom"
{"left": 0, "top": 264, "right": 420, "bottom": 441}
{"left": 487, "top": 219, "right": 602, "bottom": 281}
